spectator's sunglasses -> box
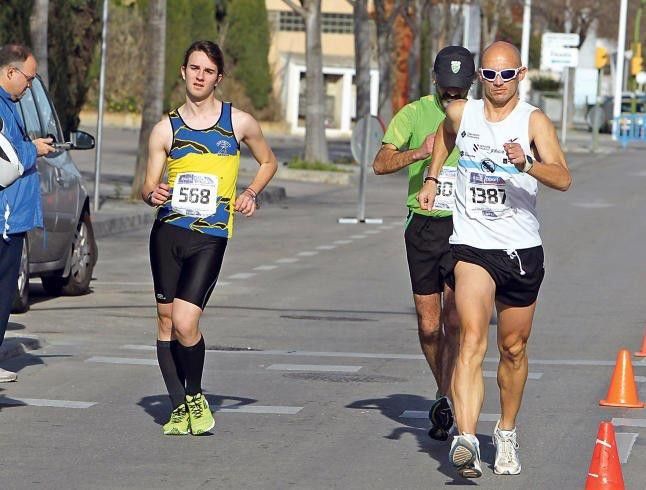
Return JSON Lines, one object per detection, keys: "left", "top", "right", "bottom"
{"left": 479, "top": 67, "right": 522, "bottom": 82}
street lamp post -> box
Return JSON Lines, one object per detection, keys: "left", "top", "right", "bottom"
{"left": 612, "top": 0, "right": 628, "bottom": 138}
{"left": 93, "top": 0, "right": 109, "bottom": 212}
{"left": 520, "top": 0, "right": 531, "bottom": 102}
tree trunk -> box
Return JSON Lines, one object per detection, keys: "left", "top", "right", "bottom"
{"left": 406, "top": 0, "right": 422, "bottom": 102}
{"left": 374, "top": 0, "right": 399, "bottom": 124}
{"left": 30, "top": 0, "right": 49, "bottom": 88}
{"left": 303, "top": 0, "right": 329, "bottom": 162}
{"left": 130, "top": 0, "right": 166, "bottom": 200}
{"left": 353, "top": 0, "right": 371, "bottom": 121}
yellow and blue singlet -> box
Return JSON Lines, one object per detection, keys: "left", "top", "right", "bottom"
{"left": 156, "top": 102, "right": 240, "bottom": 238}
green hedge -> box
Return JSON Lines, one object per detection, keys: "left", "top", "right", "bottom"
{"left": 225, "top": 0, "right": 272, "bottom": 109}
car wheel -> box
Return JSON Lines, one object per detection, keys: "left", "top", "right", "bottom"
{"left": 41, "top": 212, "right": 98, "bottom": 296}
{"left": 11, "top": 237, "right": 30, "bottom": 313}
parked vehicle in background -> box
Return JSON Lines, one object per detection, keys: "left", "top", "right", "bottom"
{"left": 11, "top": 76, "right": 98, "bottom": 313}
{"left": 586, "top": 94, "right": 646, "bottom": 133}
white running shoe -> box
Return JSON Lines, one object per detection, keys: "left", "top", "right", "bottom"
{"left": 493, "top": 420, "right": 522, "bottom": 475}
{"left": 449, "top": 434, "right": 482, "bottom": 478}
{"left": 0, "top": 367, "right": 17, "bottom": 382}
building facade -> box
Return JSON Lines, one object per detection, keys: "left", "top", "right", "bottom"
{"left": 266, "top": 0, "right": 379, "bottom": 136}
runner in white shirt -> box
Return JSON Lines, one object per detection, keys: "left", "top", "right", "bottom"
{"left": 417, "top": 41, "right": 571, "bottom": 478}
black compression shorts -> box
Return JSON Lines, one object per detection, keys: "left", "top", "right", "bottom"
{"left": 149, "top": 220, "right": 227, "bottom": 309}
{"left": 404, "top": 212, "right": 454, "bottom": 295}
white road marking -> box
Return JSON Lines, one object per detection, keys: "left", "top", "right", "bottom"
{"left": 349, "top": 235, "right": 366, "bottom": 239}
{"left": 253, "top": 265, "right": 278, "bottom": 271}
{"left": 364, "top": 230, "right": 381, "bottom": 235}
{"left": 267, "top": 364, "right": 362, "bottom": 373}
{"left": 214, "top": 405, "right": 302, "bottom": 414}
{"left": 635, "top": 376, "right": 646, "bottom": 383}
{"left": 228, "top": 273, "right": 256, "bottom": 280}
{"left": 92, "top": 281, "right": 153, "bottom": 286}
{"left": 297, "top": 251, "right": 318, "bottom": 257}
{"left": 571, "top": 201, "right": 615, "bottom": 209}
{"left": 316, "top": 245, "right": 336, "bottom": 250}
{"left": 400, "top": 411, "right": 500, "bottom": 422}
{"left": 87, "top": 356, "right": 157, "bottom": 366}
{"left": 216, "top": 281, "right": 231, "bottom": 287}
{"left": 119, "top": 345, "right": 635, "bottom": 367}
{"left": 612, "top": 418, "right": 646, "bottom": 428}
{"left": 333, "top": 240, "right": 352, "bottom": 245}
{"left": 0, "top": 396, "right": 95, "bottom": 409}
{"left": 483, "top": 370, "right": 543, "bottom": 380}
{"left": 275, "top": 258, "right": 299, "bottom": 264}
{"left": 616, "top": 432, "right": 639, "bottom": 464}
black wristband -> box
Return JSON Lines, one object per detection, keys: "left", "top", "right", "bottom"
{"left": 145, "top": 190, "right": 154, "bottom": 206}
{"left": 424, "top": 176, "right": 440, "bottom": 184}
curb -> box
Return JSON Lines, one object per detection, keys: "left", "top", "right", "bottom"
{"left": 91, "top": 184, "right": 287, "bottom": 239}
{"left": 0, "top": 335, "right": 42, "bottom": 362}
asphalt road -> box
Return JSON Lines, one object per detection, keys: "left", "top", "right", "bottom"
{"left": 1, "top": 146, "right": 645, "bottom": 489}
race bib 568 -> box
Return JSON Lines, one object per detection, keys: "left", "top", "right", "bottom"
{"left": 171, "top": 172, "right": 219, "bottom": 217}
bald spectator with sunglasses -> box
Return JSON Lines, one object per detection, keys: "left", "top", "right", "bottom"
{"left": 418, "top": 41, "right": 571, "bottom": 478}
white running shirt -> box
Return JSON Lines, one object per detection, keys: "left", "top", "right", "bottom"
{"left": 450, "top": 99, "right": 541, "bottom": 249}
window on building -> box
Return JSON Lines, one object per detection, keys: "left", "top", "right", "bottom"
{"left": 276, "top": 11, "right": 354, "bottom": 34}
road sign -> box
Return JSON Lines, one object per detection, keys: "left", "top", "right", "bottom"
{"left": 350, "top": 115, "right": 384, "bottom": 166}
{"left": 541, "top": 32, "right": 580, "bottom": 71}
{"left": 340, "top": 115, "right": 385, "bottom": 224}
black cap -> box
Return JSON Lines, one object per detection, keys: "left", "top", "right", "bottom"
{"left": 433, "top": 46, "right": 475, "bottom": 89}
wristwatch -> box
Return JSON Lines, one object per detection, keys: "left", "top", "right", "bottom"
{"left": 522, "top": 154, "right": 534, "bottom": 173}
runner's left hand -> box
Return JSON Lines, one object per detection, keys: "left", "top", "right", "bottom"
{"left": 234, "top": 190, "right": 257, "bottom": 217}
{"left": 503, "top": 142, "right": 526, "bottom": 171}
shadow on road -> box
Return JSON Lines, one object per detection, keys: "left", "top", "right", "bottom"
{"left": 138, "top": 393, "right": 259, "bottom": 431}
{"left": 347, "top": 393, "right": 495, "bottom": 485}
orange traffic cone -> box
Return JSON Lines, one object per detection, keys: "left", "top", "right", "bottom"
{"left": 585, "top": 421, "right": 625, "bottom": 490}
{"left": 635, "top": 330, "right": 646, "bottom": 357}
{"left": 600, "top": 349, "right": 645, "bottom": 408}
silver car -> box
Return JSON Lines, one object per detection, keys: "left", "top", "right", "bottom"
{"left": 12, "top": 76, "right": 97, "bottom": 313}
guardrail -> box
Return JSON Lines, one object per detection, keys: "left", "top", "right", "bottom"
{"left": 613, "top": 114, "right": 646, "bottom": 148}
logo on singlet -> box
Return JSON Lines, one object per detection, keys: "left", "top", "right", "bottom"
{"left": 216, "top": 140, "right": 232, "bottom": 156}
{"left": 480, "top": 158, "right": 497, "bottom": 173}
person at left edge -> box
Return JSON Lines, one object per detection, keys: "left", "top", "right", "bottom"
{"left": 0, "top": 44, "right": 55, "bottom": 383}
{"left": 141, "top": 41, "right": 277, "bottom": 436}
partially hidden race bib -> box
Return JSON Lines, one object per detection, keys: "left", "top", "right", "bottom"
{"left": 171, "top": 172, "right": 219, "bottom": 217}
{"left": 465, "top": 171, "right": 512, "bottom": 219}
{"left": 432, "top": 167, "right": 456, "bottom": 212}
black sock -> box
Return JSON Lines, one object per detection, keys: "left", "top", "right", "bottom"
{"left": 156, "top": 340, "right": 186, "bottom": 409}
{"left": 169, "top": 340, "right": 186, "bottom": 388}
{"left": 179, "top": 335, "right": 205, "bottom": 396}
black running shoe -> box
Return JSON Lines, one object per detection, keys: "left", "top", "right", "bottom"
{"left": 428, "top": 396, "right": 454, "bottom": 441}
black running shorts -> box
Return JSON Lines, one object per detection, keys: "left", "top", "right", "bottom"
{"left": 448, "top": 244, "right": 545, "bottom": 307}
{"left": 404, "top": 212, "right": 454, "bottom": 295}
{"left": 149, "top": 220, "right": 227, "bottom": 309}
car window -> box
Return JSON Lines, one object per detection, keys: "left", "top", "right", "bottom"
{"left": 30, "top": 77, "right": 63, "bottom": 142}
{"left": 17, "top": 89, "right": 43, "bottom": 139}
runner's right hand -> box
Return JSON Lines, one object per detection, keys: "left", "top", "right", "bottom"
{"left": 412, "top": 133, "right": 436, "bottom": 161}
{"left": 149, "top": 183, "right": 170, "bottom": 206}
{"left": 417, "top": 180, "right": 437, "bottom": 211}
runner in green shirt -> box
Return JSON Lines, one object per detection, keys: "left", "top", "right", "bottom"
{"left": 373, "top": 46, "right": 475, "bottom": 441}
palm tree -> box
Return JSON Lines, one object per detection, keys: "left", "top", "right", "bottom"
{"left": 131, "top": 0, "right": 166, "bottom": 200}
{"left": 30, "top": 0, "right": 49, "bottom": 88}
{"left": 348, "top": 0, "right": 371, "bottom": 121}
{"left": 282, "top": 0, "right": 329, "bottom": 163}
